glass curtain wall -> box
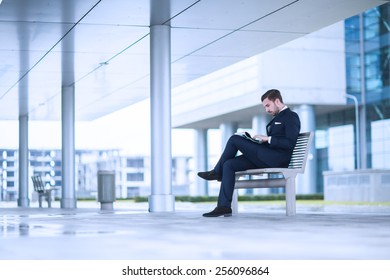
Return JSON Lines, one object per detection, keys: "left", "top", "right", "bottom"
{"left": 348, "top": 4, "right": 390, "bottom": 169}
{"left": 316, "top": 3, "right": 390, "bottom": 191}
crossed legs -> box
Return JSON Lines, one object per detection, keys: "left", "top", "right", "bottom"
{"left": 213, "top": 135, "right": 268, "bottom": 207}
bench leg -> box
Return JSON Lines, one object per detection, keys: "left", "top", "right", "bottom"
{"left": 38, "top": 194, "right": 43, "bottom": 208}
{"left": 232, "top": 189, "right": 238, "bottom": 214}
{"left": 285, "top": 176, "right": 296, "bottom": 216}
{"left": 47, "top": 191, "right": 52, "bottom": 208}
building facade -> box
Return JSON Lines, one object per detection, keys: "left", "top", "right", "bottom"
{"left": 316, "top": 4, "right": 390, "bottom": 192}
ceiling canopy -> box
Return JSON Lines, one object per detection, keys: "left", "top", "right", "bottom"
{"left": 0, "top": 0, "right": 387, "bottom": 121}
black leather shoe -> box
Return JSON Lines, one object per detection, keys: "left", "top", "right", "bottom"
{"left": 202, "top": 207, "right": 232, "bottom": 217}
{"left": 197, "top": 170, "right": 221, "bottom": 181}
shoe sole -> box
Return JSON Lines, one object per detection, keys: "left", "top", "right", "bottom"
{"left": 203, "top": 213, "right": 232, "bottom": 217}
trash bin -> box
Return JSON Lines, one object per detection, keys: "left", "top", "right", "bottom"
{"left": 97, "top": 170, "right": 116, "bottom": 210}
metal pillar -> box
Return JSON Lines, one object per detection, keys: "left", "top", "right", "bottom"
{"left": 296, "top": 104, "right": 317, "bottom": 194}
{"left": 359, "top": 105, "right": 367, "bottom": 169}
{"left": 17, "top": 26, "right": 30, "bottom": 207}
{"left": 195, "top": 129, "right": 208, "bottom": 196}
{"left": 149, "top": 24, "right": 175, "bottom": 212}
{"left": 17, "top": 114, "right": 30, "bottom": 207}
{"left": 358, "top": 13, "right": 368, "bottom": 170}
{"left": 61, "top": 85, "right": 76, "bottom": 208}
{"left": 61, "top": 1, "right": 76, "bottom": 208}
{"left": 345, "top": 94, "right": 361, "bottom": 170}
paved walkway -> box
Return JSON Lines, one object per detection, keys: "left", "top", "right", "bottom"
{"left": 1, "top": 200, "right": 390, "bottom": 260}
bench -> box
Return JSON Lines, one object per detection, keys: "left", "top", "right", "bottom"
{"left": 31, "top": 175, "right": 59, "bottom": 208}
{"left": 233, "top": 131, "right": 314, "bottom": 216}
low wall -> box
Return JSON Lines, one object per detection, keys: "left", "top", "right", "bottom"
{"left": 323, "top": 169, "right": 390, "bottom": 202}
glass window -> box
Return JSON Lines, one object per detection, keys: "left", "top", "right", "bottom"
{"left": 328, "top": 125, "right": 355, "bottom": 171}
{"left": 345, "top": 16, "right": 360, "bottom": 42}
{"left": 371, "top": 119, "right": 390, "bottom": 168}
{"left": 126, "top": 158, "right": 144, "bottom": 168}
{"left": 126, "top": 173, "right": 144, "bottom": 181}
{"left": 315, "top": 130, "right": 328, "bottom": 149}
{"left": 2, "top": 150, "right": 14, "bottom": 158}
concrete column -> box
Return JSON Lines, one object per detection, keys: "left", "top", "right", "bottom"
{"left": 252, "top": 114, "right": 270, "bottom": 195}
{"left": 195, "top": 129, "right": 208, "bottom": 196}
{"left": 252, "top": 114, "right": 268, "bottom": 135}
{"left": 174, "top": 157, "right": 188, "bottom": 186}
{"left": 296, "top": 104, "right": 317, "bottom": 194}
{"left": 220, "top": 122, "right": 238, "bottom": 147}
{"left": 149, "top": 24, "right": 175, "bottom": 212}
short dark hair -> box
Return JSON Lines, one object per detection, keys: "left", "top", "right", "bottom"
{"left": 261, "top": 89, "right": 284, "bottom": 103}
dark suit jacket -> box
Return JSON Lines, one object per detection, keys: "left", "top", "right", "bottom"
{"left": 262, "top": 107, "right": 301, "bottom": 167}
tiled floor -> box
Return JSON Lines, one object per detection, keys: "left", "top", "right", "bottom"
{"left": 1, "top": 200, "right": 390, "bottom": 260}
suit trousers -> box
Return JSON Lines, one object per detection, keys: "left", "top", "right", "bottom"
{"left": 213, "top": 135, "right": 269, "bottom": 208}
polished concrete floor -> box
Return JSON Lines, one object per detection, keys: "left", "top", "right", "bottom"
{"left": 1, "top": 200, "right": 389, "bottom": 260}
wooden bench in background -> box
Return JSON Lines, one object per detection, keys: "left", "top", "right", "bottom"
{"left": 233, "top": 131, "right": 314, "bottom": 216}
{"left": 31, "top": 175, "right": 59, "bottom": 208}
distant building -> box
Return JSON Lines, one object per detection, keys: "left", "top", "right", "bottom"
{"left": 0, "top": 148, "right": 191, "bottom": 201}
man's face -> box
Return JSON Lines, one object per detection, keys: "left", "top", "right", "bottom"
{"left": 262, "top": 98, "right": 280, "bottom": 116}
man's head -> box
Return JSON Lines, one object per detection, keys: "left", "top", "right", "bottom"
{"left": 261, "top": 89, "right": 285, "bottom": 116}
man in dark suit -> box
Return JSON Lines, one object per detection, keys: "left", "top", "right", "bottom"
{"left": 198, "top": 89, "right": 301, "bottom": 217}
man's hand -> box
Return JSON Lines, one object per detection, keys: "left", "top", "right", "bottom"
{"left": 253, "top": 134, "right": 269, "bottom": 143}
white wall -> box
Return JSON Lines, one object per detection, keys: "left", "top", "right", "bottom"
{"left": 172, "top": 22, "right": 347, "bottom": 127}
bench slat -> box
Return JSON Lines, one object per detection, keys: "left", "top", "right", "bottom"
{"left": 235, "top": 178, "right": 285, "bottom": 189}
